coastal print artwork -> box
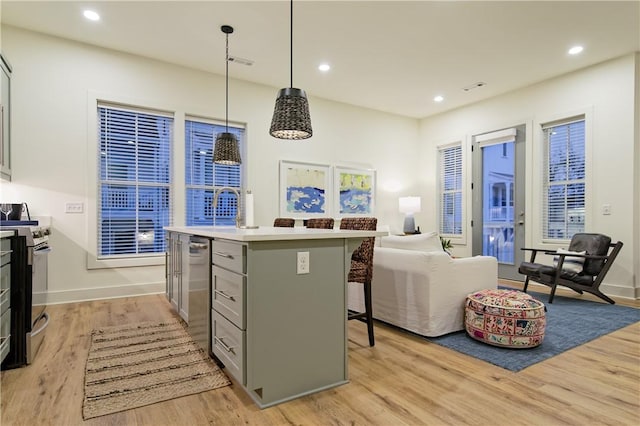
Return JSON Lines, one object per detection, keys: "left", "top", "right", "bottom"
{"left": 279, "top": 161, "right": 332, "bottom": 218}
{"left": 334, "top": 167, "right": 375, "bottom": 217}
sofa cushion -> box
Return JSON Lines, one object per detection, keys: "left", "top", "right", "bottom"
{"left": 380, "top": 231, "right": 443, "bottom": 252}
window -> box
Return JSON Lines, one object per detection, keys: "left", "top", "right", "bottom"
{"left": 185, "top": 118, "right": 244, "bottom": 226}
{"left": 542, "top": 117, "right": 585, "bottom": 240}
{"left": 98, "top": 105, "right": 172, "bottom": 257}
{"left": 438, "top": 144, "right": 463, "bottom": 235}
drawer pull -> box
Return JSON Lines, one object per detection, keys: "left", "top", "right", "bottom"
{"left": 214, "top": 289, "right": 235, "bottom": 301}
{"left": 213, "top": 251, "right": 234, "bottom": 259}
{"left": 214, "top": 336, "right": 236, "bottom": 354}
{"left": 0, "top": 250, "right": 12, "bottom": 256}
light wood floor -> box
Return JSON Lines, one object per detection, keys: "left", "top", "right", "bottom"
{"left": 1, "top": 283, "right": 639, "bottom": 426}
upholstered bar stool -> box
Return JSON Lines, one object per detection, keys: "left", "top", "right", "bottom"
{"left": 273, "top": 218, "right": 295, "bottom": 227}
{"left": 340, "top": 217, "right": 377, "bottom": 346}
{"left": 306, "top": 218, "right": 334, "bottom": 229}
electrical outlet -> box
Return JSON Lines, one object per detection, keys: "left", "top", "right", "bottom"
{"left": 65, "top": 202, "right": 84, "bottom": 213}
{"left": 602, "top": 204, "right": 611, "bottom": 215}
{"left": 297, "top": 251, "right": 310, "bottom": 274}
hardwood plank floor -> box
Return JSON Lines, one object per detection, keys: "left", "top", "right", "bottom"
{"left": 1, "top": 284, "right": 639, "bottom": 426}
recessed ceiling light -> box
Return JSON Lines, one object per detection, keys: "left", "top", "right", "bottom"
{"left": 433, "top": 95, "right": 444, "bottom": 103}
{"left": 83, "top": 10, "right": 100, "bottom": 21}
{"left": 568, "top": 45, "right": 584, "bottom": 55}
{"left": 318, "top": 63, "right": 331, "bottom": 72}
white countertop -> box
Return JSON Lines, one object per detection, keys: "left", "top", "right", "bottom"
{"left": 164, "top": 226, "right": 388, "bottom": 242}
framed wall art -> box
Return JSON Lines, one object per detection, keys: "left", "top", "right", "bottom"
{"left": 334, "top": 166, "right": 376, "bottom": 218}
{"left": 279, "top": 160, "right": 332, "bottom": 218}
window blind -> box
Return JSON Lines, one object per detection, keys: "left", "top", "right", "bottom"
{"left": 98, "top": 105, "right": 173, "bottom": 257}
{"left": 542, "top": 117, "right": 585, "bottom": 240}
{"left": 185, "top": 118, "right": 244, "bottom": 226}
{"left": 438, "top": 144, "right": 463, "bottom": 235}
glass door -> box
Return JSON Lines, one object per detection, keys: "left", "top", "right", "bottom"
{"left": 472, "top": 125, "right": 525, "bottom": 281}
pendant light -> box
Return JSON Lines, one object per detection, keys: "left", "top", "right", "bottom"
{"left": 214, "top": 25, "right": 242, "bottom": 165}
{"left": 269, "top": 0, "right": 312, "bottom": 140}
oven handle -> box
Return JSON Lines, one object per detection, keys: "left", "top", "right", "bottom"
{"left": 31, "top": 312, "right": 50, "bottom": 338}
{"left": 33, "top": 247, "right": 52, "bottom": 255}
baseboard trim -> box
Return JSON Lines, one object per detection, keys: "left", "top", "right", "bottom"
{"left": 33, "top": 281, "right": 165, "bottom": 305}
{"left": 500, "top": 280, "right": 638, "bottom": 302}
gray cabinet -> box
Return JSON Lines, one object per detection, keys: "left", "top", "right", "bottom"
{"left": 0, "top": 231, "right": 13, "bottom": 363}
{"left": 165, "top": 231, "right": 190, "bottom": 322}
{"left": 0, "top": 54, "right": 11, "bottom": 181}
{"left": 210, "top": 237, "right": 348, "bottom": 408}
{"left": 211, "top": 239, "right": 247, "bottom": 384}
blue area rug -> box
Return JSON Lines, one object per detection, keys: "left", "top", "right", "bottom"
{"left": 428, "top": 291, "right": 640, "bottom": 372}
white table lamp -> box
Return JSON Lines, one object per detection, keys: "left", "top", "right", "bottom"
{"left": 399, "top": 196, "right": 421, "bottom": 234}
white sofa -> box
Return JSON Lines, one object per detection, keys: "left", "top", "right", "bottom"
{"left": 348, "top": 233, "right": 498, "bottom": 337}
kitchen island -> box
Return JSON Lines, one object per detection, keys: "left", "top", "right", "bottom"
{"left": 164, "top": 225, "right": 386, "bottom": 408}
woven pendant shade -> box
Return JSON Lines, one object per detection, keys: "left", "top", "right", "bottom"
{"left": 214, "top": 132, "right": 241, "bottom": 165}
{"left": 269, "top": 0, "right": 312, "bottom": 140}
{"left": 214, "top": 25, "right": 241, "bottom": 165}
{"left": 270, "top": 88, "right": 312, "bottom": 139}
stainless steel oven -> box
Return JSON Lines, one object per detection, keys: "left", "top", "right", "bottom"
{"left": 0, "top": 223, "right": 50, "bottom": 369}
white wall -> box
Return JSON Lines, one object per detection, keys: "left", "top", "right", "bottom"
{"left": 0, "top": 26, "right": 418, "bottom": 303}
{"left": 418, "top": 54, "right": 639, "bottom": 298}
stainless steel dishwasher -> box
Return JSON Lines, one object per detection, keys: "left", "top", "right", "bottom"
{"left": 187, "top": 236, "right": 210, "bottom": 352}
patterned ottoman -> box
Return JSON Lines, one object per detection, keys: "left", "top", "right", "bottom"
{"left": 464, "top": 289, "right": 546, "bottom": 348}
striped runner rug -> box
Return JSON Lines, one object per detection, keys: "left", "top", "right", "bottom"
{"left": 82, "top": 319, "right": 230, "bottom": 419}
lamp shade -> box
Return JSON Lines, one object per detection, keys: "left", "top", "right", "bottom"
{"left": 269, "top": 88, "right": 312, "bottom": 139}
{"left": 213, "top": 132, "right": 241, "bottom": 165}
{"left": 399, "top": 196, "right": 421, "bottom": 214}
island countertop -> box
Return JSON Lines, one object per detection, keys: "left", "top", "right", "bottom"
{"left": 164, "top": 226, "right": 387, "bottom": 242}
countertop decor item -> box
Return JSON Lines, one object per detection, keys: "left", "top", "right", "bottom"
{"left": 269, "top": 0, "right": 312, "bottom": 139}
{"left": 213, "top": 25, "right": 241, "bottom": 165}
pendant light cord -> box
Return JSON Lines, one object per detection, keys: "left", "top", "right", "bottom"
{"left": 290, "top": 0, "right": 293, "bottom": 88}
{"left": 225, "top": 31, "right": 230, "bottom": 132}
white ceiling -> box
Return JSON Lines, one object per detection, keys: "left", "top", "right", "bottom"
{"left": 2, "top": 1, "right": 639, "bottom": 118}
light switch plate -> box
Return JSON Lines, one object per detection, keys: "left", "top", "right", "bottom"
{"left": 65, "top": 202, "right": 84, "bottom": 213}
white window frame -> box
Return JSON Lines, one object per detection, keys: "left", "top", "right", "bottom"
{"left": 534, "top": 108, "right": 592, "bottom": 247}
{"left": 437, "top": 141, "right": 465, "bottom": 241}
{"left": 185, "top": 116, "right": 246, "bottom": 226}
{"left": 87, "top": 92, "right": 174, "bottom": 269}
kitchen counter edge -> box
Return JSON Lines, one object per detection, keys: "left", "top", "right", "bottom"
{"left": 164, "top": 226, "right": 388, "bottom": 242}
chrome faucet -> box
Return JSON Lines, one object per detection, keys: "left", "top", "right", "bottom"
{"left": 213, "top": 186, "right": 241, "bottom": 228}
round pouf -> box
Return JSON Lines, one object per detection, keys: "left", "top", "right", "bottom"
{"left": 464, "top": 289, "right": 546, "bottom": 348}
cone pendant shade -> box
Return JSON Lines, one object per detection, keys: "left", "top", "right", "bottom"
{"left": 214, "top": 132, "right": 241, "bottom": 165}
{"left": 269, "top": 0, "right": 312, "bottom": 140}
{"left": 214, "top": 24, "right": 241, "bottom": 165}
{"left": 270, "top": 88, "right": 312, "bottom": 139}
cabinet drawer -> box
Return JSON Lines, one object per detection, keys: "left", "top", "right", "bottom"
{"left": 0, "top": 288, "right": 9, "bottom": 315}
{"left": 0, "top": 336, "right": 9, "bottom": 364}
{"left": 0, "top": 237, "right": 11, "bottom": 267}
{"left": 0, "top": 262, "right": 9, "bottom": 291}
{"left": 1, "top": 307, "right": 10, "bottom": 338}
{"left": 212, "top": 266, "right": 245, "bottom": 329}
{"left": 0, "top": 308, "right": 10, "bottom": 364}
{"left": 212, "top": 310, "right": 245, "bottom": 385}
{"left": 211, "top": 240, "right": 245, "bottom": 274}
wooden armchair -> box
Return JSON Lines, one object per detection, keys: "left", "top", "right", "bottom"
{"left": 519, "top": 233, "right": 623, "bottom": 304}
